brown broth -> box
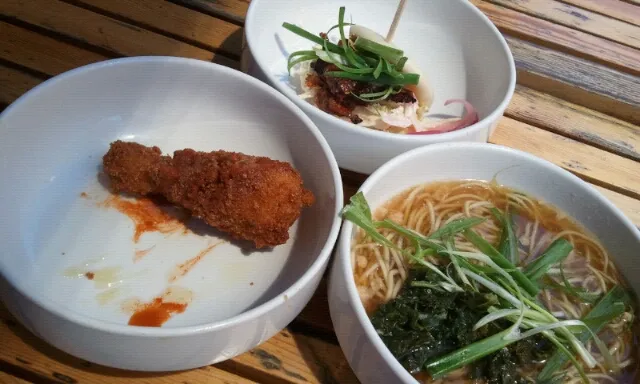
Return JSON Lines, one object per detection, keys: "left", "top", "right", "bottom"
{"left": 353, "top": 180, "right": 638, "bottom": 383}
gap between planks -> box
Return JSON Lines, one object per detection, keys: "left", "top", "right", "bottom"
{"left": 168, "top": 0, "right": 248, "bottom": 26}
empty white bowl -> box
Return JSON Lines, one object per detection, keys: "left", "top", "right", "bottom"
{"left": 243, "top": 0, "right": 516, "bottom": 174}
{"left": 328, "top": 142, "right": 640, "bottom": 383}
{"left": 0, "top": 56, "right": 343, "bottom": 371}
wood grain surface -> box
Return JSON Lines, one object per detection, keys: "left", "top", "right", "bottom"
{"left": 1, "top": 0, "right": 639, "bottom": 383}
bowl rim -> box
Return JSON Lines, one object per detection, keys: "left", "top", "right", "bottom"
{"left": 244, "top": 0, "right": 516, "bottom": 143}
{"left": 0, "top": 56, "right": 344, "bottom": 337}
{"left": 335, "top": 142, "right": 640, "bottom": 382}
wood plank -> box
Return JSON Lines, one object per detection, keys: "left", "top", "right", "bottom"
{"left": 170, "top": 0, "right": 248, "bottom": 24}
{"left": 0, "top": 65, "right": 46, "bottom": 106}
{"left": 0, "top": 0, "right": 218, "bottom": 61}
{"left": 0, "top": 371, "right": 32, "bottom": 384}
{"left": 73, "top": 0, "right": 243, "bottom": 57}
{"left": 0, "top": 313, "right": 258, "bottom": 383}
{"left": 487, "top": 0, "right": 640, "bottom": 49}
{"left": 0, "top": 21, "right": 109, "bottom": 77}
{"left": 593, "top": 185, "right": 640, "bottom": 228}
{"left": 506, "top": 36, "right": 640, "bottom": 125}
{"left": 470, "top": 0, "right": 640, "bottom": 75}
{"left": 507, "top": 85, "right": 640, "bottom": 161}
{"left": 490, "top": 117, "right": 640, "bottom": 199}
{"left": 559, "top": 0, "right": 640, "bottom": 26}
{"left": 0, "top": 303, "right": 358, "bottom": 384}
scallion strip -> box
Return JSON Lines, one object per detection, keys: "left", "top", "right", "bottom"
{"left": 340, "top": 193, "right": 398, "bottom": 250}
{"left": 490, "top": 208, "right": 519, "bottom": 265}
{"left": 338, "top": 7, "right": 368, "bottom": 69}
{"left": 287, "top": 54, "right": 317, "bottom": 73}
{"left": 464, "top": 229, "right": 539, "bottom": 297}
{"left": 324, "top": 71, "right": 419, "bottom": 86}
{"left": 322, "top": 39, "right": 374, "bottom": 74}
{"left": 353, "top": 36, "right": 404, "bottom": 64}
{"left": 538, "top": 285, "right": 631, "bottom": 381}
{"left": 383, "top": 58, "right": 404, "bottom": 79}
{"left": 357, "top": 88, "right": 391, "bottom": 98}
{"left": 523, "top": 239, "right": 573, "bottom": 281}
{"left": 429, "top": 217, "right": 486, "bottom": 240}
{"left": 282, "top": 22, "right": 342, "bottom": 54}
{"left": 426, "top": 328, "right": 513, "bottom": 378}
{"left": 325, "top": 22, "right": 354, "bottom": 35}
{"left": 372, "top": 59, "right": 383, "bottom": 79}
{"left": 396, "top": 56, "right": 408, "bottom": 71}
{"left": 351, "top": 87, "right": 394, "bottom": 103}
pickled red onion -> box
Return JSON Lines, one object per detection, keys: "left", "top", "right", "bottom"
{"left": 408, "top": 99, "right": 478, "bottom": 135}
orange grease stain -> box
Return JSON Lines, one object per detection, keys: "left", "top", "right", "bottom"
{"left": 169, "top": 241, "right": 226, "bottom": 283}
{"left": 100, "top": 195, "right": 188, "bottom": 242}
{"left": 128, "top": 298, "right": 188, "bottom": 327}
{"left": 85, "top": 272, "right": 95, "bottom": 280}
{"left": 80, "top": 192, "right": 88, "bottom": 198}
{"left": 134, "top": 246, "right": 156, "bottom": 263}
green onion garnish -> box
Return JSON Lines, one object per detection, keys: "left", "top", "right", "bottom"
{"left": 353, "top": 36, "right": 404, "bottom": 64}
{"left": 523, "top": 239, "right": 573, "bottom": 281}
{"left": 286, "top": 50, "right": 317, "bottom": 73}
{"left": 352, "top": 87, "right": 395, "bottom": 103}
{"left": 338, "top": 6, "right": 368, "bottom": 69}
{"left": 282, "top": 6, "right": 418, "bottom": 93}
{"left": 324, "top": 71, "right": 419, "bottom": 86}
{"left": 372, "top": 59, "right": 383, "bottom": 79}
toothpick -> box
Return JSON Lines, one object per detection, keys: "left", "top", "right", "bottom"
{"left": 386, "top": 0, "right": 407, "bottom": 42}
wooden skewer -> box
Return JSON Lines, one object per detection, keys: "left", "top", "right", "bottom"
{"left": 386, "top": 0, "right": 407, "bottom": 42}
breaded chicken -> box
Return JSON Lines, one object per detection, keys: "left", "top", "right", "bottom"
{"left": 102, "top": 141, "right": 315, "bottom": 248}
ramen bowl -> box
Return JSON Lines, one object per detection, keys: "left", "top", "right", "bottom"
{"left": 328, "top": 142, "right": 640, "bottom": 383}
{"left": 243, "top": 0, "right": 516, "bottom": 174}
{"left": 0, "top": 56, "right": 343, "bottom": 371}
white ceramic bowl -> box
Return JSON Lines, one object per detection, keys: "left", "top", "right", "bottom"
{"left": 243, "top": 0, "right": 516, "bottom": 174}
{"left": 328, "top": 142, "right": 640, "bottom": 383}
{"left": 0, "top": 56, "right": 343, "bottom": 371}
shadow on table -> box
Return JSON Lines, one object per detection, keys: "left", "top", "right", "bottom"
{"left": 0, "top": 300, "right": 177, "bottom": 382}
{"left": 288, "top": 328, "right": 361, "bottom": 384}
{"left": 212, "top": 28, "right": 244, "bottom": 69}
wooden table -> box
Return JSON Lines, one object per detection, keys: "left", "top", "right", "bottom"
{"left": 1, "top": 0, "right": 639, "bottom": 383}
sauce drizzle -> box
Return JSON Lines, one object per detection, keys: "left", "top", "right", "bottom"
{"left": 168, "top": 241, "right": 226, "bottom": 283}
{"left": 128, "top": 299, "right": 188, "bottom": 327}
{"left": 125, "top": 286, "right": 193, "bottom": 327}
{"left": 134, "top": 246, "right": 156, "bottom": 263}
{"left": 100, "top": 195, "right": 188, "bottom": 242}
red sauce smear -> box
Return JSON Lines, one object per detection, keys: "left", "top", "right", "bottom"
{"left": 169, "top": 241, "right": 225, "bottom": 283}
{"left": 128, "top": 298, "right": 188, "bottom": 327}
{"left": 100, "top": 195, "right": 188, "bottom": 242}
{"left": 134, "top": 245, "right": 156, "bottom": 263}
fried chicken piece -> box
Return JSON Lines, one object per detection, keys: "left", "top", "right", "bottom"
{"left": 102, "top": 141, "right": 315, "bottom": 248}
